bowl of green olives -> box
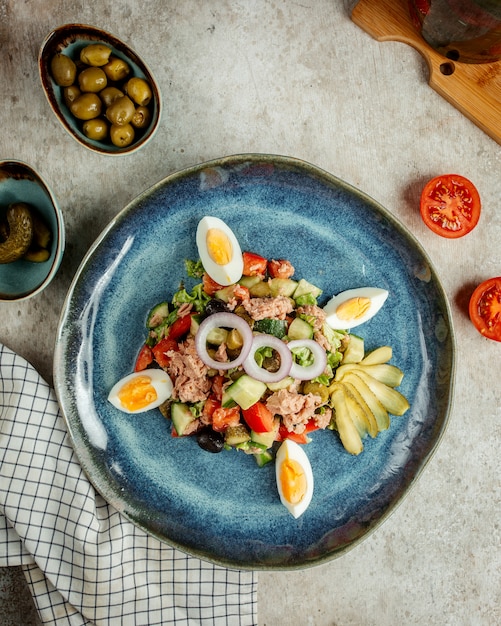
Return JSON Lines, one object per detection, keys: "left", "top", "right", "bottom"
{"left": 39, "top": 24, "right": 162, "bottom": 155}
{"left": 0, "top": 160, "right": 65, "bottom": 301}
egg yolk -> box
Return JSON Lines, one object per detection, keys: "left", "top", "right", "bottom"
{"left": 206, "top": 228, "right": 232, "bottom": 265}
{"left": 336, "top": 296, "right": 371, "bottom": 321}
{"left": 280, "top": 458, "right": 307, "bottom": 505}
{"left": 117, "top": 376, "right": 158, "bottom": 412}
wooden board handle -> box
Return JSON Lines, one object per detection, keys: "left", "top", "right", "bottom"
{"left": 352, "top": 0, "right": 501, "bottom": 145}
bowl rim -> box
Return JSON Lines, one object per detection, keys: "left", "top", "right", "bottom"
{"left": 38, "top": 23, "right": 162, "bottom": 156}
{"left": 0, "top": 159, "right": 65, "bottom": 302}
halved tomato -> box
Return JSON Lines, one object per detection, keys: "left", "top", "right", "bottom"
{"left": 420, "top": 174, "right": 481, "bottom": 238}
{"left": 469, "top": 277, "right": 501, "bottom": 342}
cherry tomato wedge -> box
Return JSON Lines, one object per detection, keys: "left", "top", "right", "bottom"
{"left": 134, "top": 344, "right": 153, "bottom": 372}
{"left": 242, "top": 251, "right": 267, "bottom": 277}
{"left": 242, "top": 401, "right": 275, "bottom": 433}
{"left": 420, "top": 174, "right": 481, "bottom": 239}
{"left": 469, "top": 277, "right": 501, "bottom": 342}
{"left": 202, "top": 272, "right": 223, "bottom": 296}
{"left": 267, "top": 258, "right": 295, "bottom": 279}
{"left": 212, "top": 406, "right": 241, "bottom": 432}
{"left": 152, "top": 337, "right": 179, "bottom": 368}
{"left": 168, "top": 313, "right": 193, "bottom": 340}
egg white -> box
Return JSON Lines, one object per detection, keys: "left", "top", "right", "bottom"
{"left": 275, "top": 439, "right": 314, "bottom": 518}
{"left": 323, "top": 287, "right": 389, "bottom": 330}
{"left": 196, "top": 216, "right": 243, "bottom": 286}
{"left": 108, "top": 369, "right": 173, "bottom": 414}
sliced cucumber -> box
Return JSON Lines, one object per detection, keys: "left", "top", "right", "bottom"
{"left": 253, "top": 449, "right": 273, "bottom": 467}
{"left": 249, "top": 281, "right": 271, "bottom": 297}
{"left": 293, "top": 278, "right": 322, "bottom": 299}
{"left": 269, "top": 278, "right": 298, "bottom": 297}
{"left": 222, "top": 374, "right": 267, "bottom": 410}
{"left": 239, "top": 275, "right": 262, "bottom": 288}
{"left": 147, "top": 301, "right": 169, "bottom": 328}
{"left": 251, "top": 418, "right": 279, "bottom": 448}
{"left": 253, "top": 318, "right": 287, "bottom": 338}
{"left": 171, "top": 402, "right": 197, "bottom": 436}
{"left": 288, "top": 317, "right": 313, "bottom": 340}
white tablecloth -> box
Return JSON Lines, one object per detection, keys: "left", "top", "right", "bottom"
{"left": 0, "top": 343, "right": 257, "bottom": 626}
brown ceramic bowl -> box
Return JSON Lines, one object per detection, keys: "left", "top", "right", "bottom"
{"left": 39, "top": 24, "right": 162, "bottom": 156}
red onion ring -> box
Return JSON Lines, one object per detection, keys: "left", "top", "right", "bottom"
{"left": 195, "top": 312, "right": 253, "bottom": 370}
{"left": 243, "top": 333, "right": 293, "bottom": 383}
{"left": 287, "top": 339, "right": 327, "bottom": 381}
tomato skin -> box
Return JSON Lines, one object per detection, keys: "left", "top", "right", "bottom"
{"left": 469, "top": 277, "right": 501, "bottom": 342}
{"left": 267, "top": 258, "right": 295, "bottom": 279}
{"left": 212, "top": 406, "right": 241, "bottom": 432}
{"left": 242, "top": 402, "right": 275, "bottom": 433}
{"left": 420, "top": 174, "right": 481, "bottom": 239}
{"left": 168, "top": 313, "right": 193, "bottom": 340}
{"left": 152, "top": 337, "right": 179, "bottom": 368}
{"left": 242, "top": 251, "right": 268, "bottom": 277}
{"left": 211, "top": 375, "right": 226, "bottom": 402}
{"left": 202, "top": 396, "right": 220, "bottom": 421}
{"left": 202, "top": 272, "right": 224, "bottom": 296}
{"left": 134, "top": 344, "right": 153, "bottom": 372}
{"left": 277, "top": 419, "right": 319, "bottom": 444}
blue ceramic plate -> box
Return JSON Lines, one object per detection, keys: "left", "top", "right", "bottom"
{"left": 54, "top": 154, "right": 455, "bottom": 570}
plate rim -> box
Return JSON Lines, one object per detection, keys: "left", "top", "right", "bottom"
{"left": 54, "top": 152, "right": 456, "bottom": 570}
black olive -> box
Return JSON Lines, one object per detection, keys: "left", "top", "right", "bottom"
{"left": 196, "top": 428, "right": 225, "bottom": 453}
{"left": 205, "top": 298, "right": 229, "bottom": 316}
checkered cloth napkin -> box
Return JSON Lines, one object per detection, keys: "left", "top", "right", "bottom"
{"left": 0, "top": 343, "right": 257, "bottom": 626}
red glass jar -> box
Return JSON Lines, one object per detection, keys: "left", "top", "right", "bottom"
{"left": 408, "top": 0, "right": 501, "bottom": 63}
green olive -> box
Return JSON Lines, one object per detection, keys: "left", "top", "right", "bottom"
{"left": 78, "top": 67, "right": 107, "bottom": 93}
{"left": 83, "top": 117, "right": 109, "bottom": 141}
{"left": 106, "top": 95, "right": 135, "bottom": 126}
{"left": 110, "top": 122, "right": 135, "bottom": 147}
{"left": 0, "top": 203, "right": 34, "bottom": 264}
{"left": 70, "top": 93, "right": 102, "bottom": 120}
{"left": 50, "top": 53, "right": 77, "bottom": 86}
{"left": 131, "top": 105, "right": 151, "bottom": 129}
{"left": 125, "top": 77, "right": 152, "bottom": 106}
{"left": 63, "top": 84, "right": 81, "bottom": 107}
{"left": 99, "top": 86, "right": 124, "bottom": 108}
{"left": 80, "top": 43, "right": 112, "bottom": 67}
{"left": 103, "top": 56, "right": 130, "bottom": 82}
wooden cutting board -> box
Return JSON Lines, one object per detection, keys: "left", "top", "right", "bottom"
{"left": 352, "top": 0, "right": 501, "bottom": 145}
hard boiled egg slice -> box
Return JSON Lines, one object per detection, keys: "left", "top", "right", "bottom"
{"left": 323, "top": 287, "right": 389, "bottom": 330}
{"left": 108, "top": 369, "right": 173, "bottom": 414}
{"left": 275, "top": 439, "right": 314, "bottom": 519}
{"left": 196, "top": 216, "right": 243, "bottom": 286}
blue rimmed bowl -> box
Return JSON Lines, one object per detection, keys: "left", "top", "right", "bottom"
{"left": 38, "top": 23, "right": 162, "bottom": 156}
{"left": 0, "top": 160, "right": 64, "bottom": 302}
{"left": 54, "top": 154, "right": 455, "bottom": 570}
